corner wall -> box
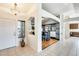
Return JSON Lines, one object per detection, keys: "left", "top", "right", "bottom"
{"left": 25, "top": 4, "right": 42, "bottom": 52}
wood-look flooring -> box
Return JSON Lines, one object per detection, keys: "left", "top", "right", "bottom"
{"left": 0, "top": 45, "right": 36, "bottom": 56}
{"left": 38, "top": 37, "right": 79, "bottom": 56}
{"left": 0, "top": 37, "right": 79, "bottom": 56}
{"left": 42, "top": 39, "right": 58, "bottom": 49}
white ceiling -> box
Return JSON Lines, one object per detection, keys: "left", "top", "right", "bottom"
{"left": 0, "top": 3, "right": 79, "bottom": 20}
{"left": 42, "top": 3, "right": 79, "bottom": 16}
{"left": 0, "top": 3, "right": 37, "bottom": 19}
{"left": 73, "top": 3, "right": 79, "bottom": 13}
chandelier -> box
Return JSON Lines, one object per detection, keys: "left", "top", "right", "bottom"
{"left": 10, "top": 3, "right": 19, "bottom": 16}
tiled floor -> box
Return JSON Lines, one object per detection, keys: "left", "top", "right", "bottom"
{"left": 0, "top": 37, "right": 79, "bottom": 56}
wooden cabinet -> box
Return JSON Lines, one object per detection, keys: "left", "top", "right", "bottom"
{"left": 70, "top": 24, "right": 78, "bottom": 29}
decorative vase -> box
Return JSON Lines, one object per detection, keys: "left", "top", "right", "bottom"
{"left": 20, "top": 39, "right": 25, "bottom": 47}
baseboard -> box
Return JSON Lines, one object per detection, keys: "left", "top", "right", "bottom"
{"left": 0, "top": 46, "right": 16, "bottom": 51}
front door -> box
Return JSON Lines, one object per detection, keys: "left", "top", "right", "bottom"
{"left": 0, "top": 19, "right": 16, "bottom": 50}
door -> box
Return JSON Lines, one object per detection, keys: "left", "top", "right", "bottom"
{"left": 0, "top": 20, "right": 16, "bottom": 50}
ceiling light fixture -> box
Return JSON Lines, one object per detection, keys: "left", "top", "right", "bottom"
{"left": 10, "top": 3, "right": 19, "bottom": 16}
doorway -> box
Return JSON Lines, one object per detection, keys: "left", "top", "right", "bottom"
{"left": 42, "top": 17, "right": 60, "bottom": 49}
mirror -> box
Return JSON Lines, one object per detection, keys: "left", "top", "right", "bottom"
{"left": 18, "top": 20, "right": 25, "bottom": 38}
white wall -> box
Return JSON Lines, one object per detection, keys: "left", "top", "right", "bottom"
{"left": 0, "top": 18, "right": 29, "bottom": 50}
{"left": 60, "top": 14, "right": 64, "bottom": 41}
{"left": 64, "top": 23, "right": 70, "bottom": 39}
{"left": 35, "top": 4, "right": 42, "bottom": 52}
{"left": 25, "top": 4, "right": 42, "bottom": 52}
{"left": 63, "top": 18, "right": 79, "bottom": 40}
{"left": 0, "top": 4, "right": 42, "bottom": 52}
{"left": 26, "top": 18, "right": 37, "bottom": 51}
{"left": 0, "top": 18, "right": 18, "bottom": 50}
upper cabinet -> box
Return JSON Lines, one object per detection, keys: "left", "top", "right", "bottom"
{"left": 70, "top": 24, "right": 78, "bottom": 29}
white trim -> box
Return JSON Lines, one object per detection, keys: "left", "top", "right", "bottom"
{"left": 41, "top": 9, "right": 60, "bottom": 22}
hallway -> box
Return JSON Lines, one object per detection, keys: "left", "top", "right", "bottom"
{"left": 0, "top": 37, "right": 79, "bottom": 56}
